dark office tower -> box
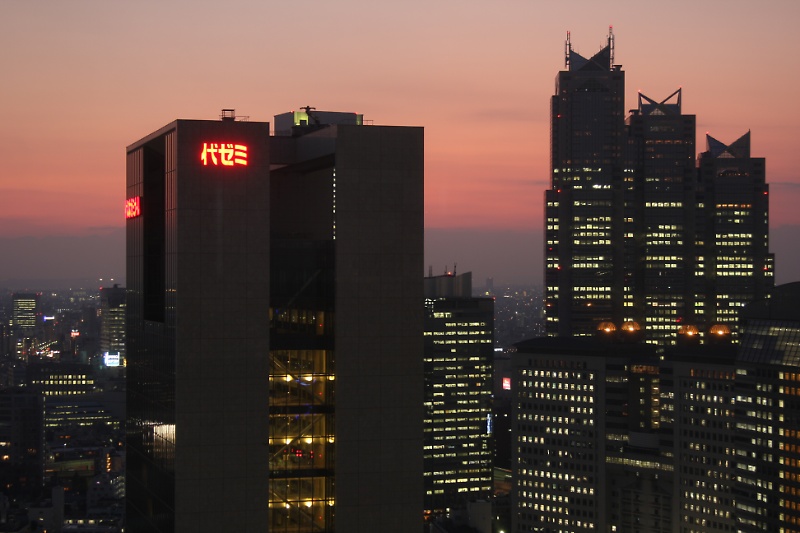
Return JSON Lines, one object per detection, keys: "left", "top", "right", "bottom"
{"left": 423, "top": 271, "right": 493, "bottom": 513}
{"left": 670, "top": 347, "right": 738, "bottom": 532}
{"left": 545, "top": 28, "right": 626, "bottom": 338}
{"left": 625, "top": 89, "right": 699, "bottom": 345}
{"left": 0, "top": 388, "right": 45, "bottom": 496}
{"left": 99, "top": 284, "right": 126, "bottom": 361}
{"left": 268, "top": 113, "right": 423, "bottom": 532}
{"left": 733, "top": 282, "right": 800, "bottom": 532}
{"left": 126, "top": 117, "right": 271, "bottom": 532}
{"left": 127, "top": 110, "right": 424, "bottom": 533}
{"left": 0, "top": 322, "right": 10, "bottom": 358}
{"left": 698, "top": 131, "right": 774, "bottom": 337}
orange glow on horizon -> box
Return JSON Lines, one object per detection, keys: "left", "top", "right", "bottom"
{"left": 2, "top": 3, "right": 800, "bottom": 285}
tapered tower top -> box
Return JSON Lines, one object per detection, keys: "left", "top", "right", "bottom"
{"left": 565, "top": 26, "right": 616, "bottom": 71}
{"left": 706, "top": 131, "right": 751, "bottom": 158}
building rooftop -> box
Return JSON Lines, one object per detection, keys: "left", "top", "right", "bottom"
{"left": 741, "top": 281, "right": 800, "bottom": 322}
{"left": 513, "top": 336, "right": 659, "bottom": 359}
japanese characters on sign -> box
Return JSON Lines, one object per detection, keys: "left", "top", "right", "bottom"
{"left": 125, "top": 196, "right": 141, "bottom": 219}
{"left": 200, "top": 143, "right": 248, "bottom": 166}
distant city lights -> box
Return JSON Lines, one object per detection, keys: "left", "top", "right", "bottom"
{"left": 103, "top": 352, "right": 121, "bottom": 367}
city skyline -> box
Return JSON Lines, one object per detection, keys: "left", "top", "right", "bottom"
{"left": 2, "top": 1, "right": 799, "bottom": 287}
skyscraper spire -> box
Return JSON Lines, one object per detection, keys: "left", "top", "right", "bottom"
{"left": 608, "top": 25, "right": 614, "bottom": 68}
{"left": 565, "top": 31, "right": 571, "bottom": 69}
{"left": 565, "top": 29, "right": 615, "bottom": 72}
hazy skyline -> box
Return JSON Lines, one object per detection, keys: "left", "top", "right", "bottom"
{"left": 1, "top": 1, "right": 799, "bottom": 287}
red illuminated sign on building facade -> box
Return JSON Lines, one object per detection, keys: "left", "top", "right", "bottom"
{"left": 200, "top": 143, "right": 248, "bottom": 166}
{"left": 125, "top": 196, "right": 141, "bottom": 219}
{"left": 502, "top": 377, "right": 511, "bottom": 390}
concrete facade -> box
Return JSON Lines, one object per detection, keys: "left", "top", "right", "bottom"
{"left": 126, "top": 114, "right": 424, "bottom": 533}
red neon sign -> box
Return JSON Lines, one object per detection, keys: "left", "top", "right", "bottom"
{"left": 125, "top": 196, "right": 141, "bottom": 219}
{"left": 201, "top": 143, "right": 248, "bottom": 166}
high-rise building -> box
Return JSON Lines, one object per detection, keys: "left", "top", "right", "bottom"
{"left": 423, "top": 271, "right": 493, "bottom": 513}
{"left": 545, "top": 28, "right": 625, "bottom": 338}
{"left": 511, "top": 326, "right": 742, "bottom": 532}
{"left": 698, "top": 131, "right": 774, "bottom": 333}
{"left": 12, "top": 293, "right": 38, "bottom": 333}
{"left": 733, "top": 281, "right": 800, "bottom": 532}
{"left": 0, "top": 322, "right": 11, "bottom": 359}
{"left": 126, "top": 110, "right": 423, "bottom": 532}
{"left": 126, "top": 116, "right": 270, "bottom": 532}
{"left": 512, "top": 283, "right": 800, "bottom": 531}
{"left": 511, "top": 331, "right": 671, "bottom": 532}
{"left": 625, "top": 89, "right": 700, "bottom": 345}
{"left": 544, "top": 30, "right": 773, "bottom": 344}
{"left": 670, "top": 342, "right": 738, "bottom": 532}
{"left": 99, "top": 284, "right": 126, "bottom": 362}
{"left": 26, "top": 362, "right": 97, "bottom": 397}
{"left": 268, "top": 111, "right": 423, "bottom": 533}
{"left": 12, "top": 292, "right": 39, "bottom": 359}
{"left": 25, "top": 361, "right": 120, "bottom": 435}
{"left": 0, "top": 388, "right": 45, "bottom": 496}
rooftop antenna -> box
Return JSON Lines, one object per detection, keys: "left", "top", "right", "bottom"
{"left": 608, "top": 26, "right": 615, "bottom": 69}
{"left": 565, "top": 31, "right": 571, "bottom": 69}
{"left": 428, "top": 265, "right": 433, "bottom": 277}
{"left": 453, "top": 263, "right": 457, "bottom": 276}
{"left": 300, "top": 105, "right": 319, "bottom": 124}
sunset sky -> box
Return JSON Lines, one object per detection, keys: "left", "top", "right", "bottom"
{"left": 1, "top": 1, "right": 799, "bottom": 286}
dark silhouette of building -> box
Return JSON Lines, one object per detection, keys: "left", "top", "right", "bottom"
{"left": 423, "top": 271, "right": 493, "bottom": 513}
{"left": 733, "top": 281, "right": 800, "bottom": 531}
{"left": 698, "top": 131, "right": 774, "bottom": 333}
{"left": 544, "top": 29, "right": 774, "bottom": 345}
{"left": 26, "top": 362, "right": 97, "bottom": 397}
{"left": 0, "top": 388, "right": 45, "bottom": 497}
{"left": 268, "top": 111, "right": 423, "bottom": 533}
{"left": 126, "top": 110, "right": 423, "bottom": 532}
{"left": 545, "top": 28, "right": 625, "bottom": 339}
{"left": 625, "top": 89, "right": 700, "bottom": 344}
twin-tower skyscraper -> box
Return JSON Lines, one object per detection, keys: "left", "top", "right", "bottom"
{"left": 545, "top": 28, "right": 773, "bottom": 345}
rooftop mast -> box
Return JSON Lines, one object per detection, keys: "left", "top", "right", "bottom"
{"left": 565, "top": 31, "right": 571, "bottom": 69}
{"left": 608, "top": 26, "right": 615, "bottom": 69}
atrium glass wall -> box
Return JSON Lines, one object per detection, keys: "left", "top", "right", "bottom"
{"left": 269, "top": 240, "right": 335, "bottom": 532}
